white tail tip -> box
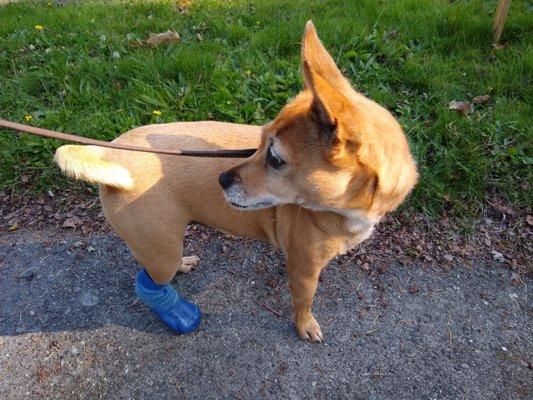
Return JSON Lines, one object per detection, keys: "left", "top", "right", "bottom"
{"left": 54, "top": 145, "right": 134, "bottom": 190}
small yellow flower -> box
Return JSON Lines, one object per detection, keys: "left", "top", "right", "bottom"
{"left": 34, "top": 25, "right": 44, "bottom": 32}
{"left": 24, "top": 114, "right": 33, "bottom": 122}
{"left": 152, "top": 109, "right": 162, "bottom": 117}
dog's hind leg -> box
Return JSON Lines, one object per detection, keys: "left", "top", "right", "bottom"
{"left": 127, "top": 227, "right": 189, "bottom": 284}
{"left": 103, "top": 202, "right": 202, "bottom": 334}
{"left": 129, "top": 230, "right": 202, "bottom": 334}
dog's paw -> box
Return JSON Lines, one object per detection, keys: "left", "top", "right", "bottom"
{"left": 295, "top": 314, "right": 324, "bottom": 343}
{"left": 178, "top": 255, "right": 200, "bottom": 273}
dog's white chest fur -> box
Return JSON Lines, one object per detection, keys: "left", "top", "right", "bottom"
{"left": 298, "top": 203, "right": 377, "bottom": 255}
{"left": 339, "top": 214, "right": 375, "bottom": 255}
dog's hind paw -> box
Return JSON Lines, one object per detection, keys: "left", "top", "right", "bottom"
{"left": 178, "top": 255, "right": 200, "bottom": 273}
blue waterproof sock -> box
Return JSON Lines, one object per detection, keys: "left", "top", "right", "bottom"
{"left": 135, "top": 268, "right": 201, "bottom": 334}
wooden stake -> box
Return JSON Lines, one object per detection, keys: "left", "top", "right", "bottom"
{"left": 493, "top": 0, "right": 512, "bottom": 45}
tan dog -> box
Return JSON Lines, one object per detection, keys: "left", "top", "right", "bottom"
{"left": 55, "top": 21, "right": 418, "bottom": 342}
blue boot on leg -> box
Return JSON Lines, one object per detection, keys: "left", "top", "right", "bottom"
{"left": 135, "top": 268, "right": 201, "bottom": 334}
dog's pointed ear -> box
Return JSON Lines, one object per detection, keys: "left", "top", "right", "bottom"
{"left": 302, "top": 21, "right": 348, "bottom": 94}
{"left": 303, "top": 60, "right": 355, "bottom": 158}
{"left": 302, "top": 21, "right": 358, "bottom": 160}
{"left": 303, "top": 60, "right": 337, "bottom": 137}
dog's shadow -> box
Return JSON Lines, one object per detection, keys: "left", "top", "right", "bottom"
{"left": 0, "top": 131, "right": 292, "bottom": 338}
{"left": 0, "top": 227, "right": 289, "bottom": 337}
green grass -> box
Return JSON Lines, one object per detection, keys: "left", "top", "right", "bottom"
{"left": 0, "top": 0, "right": 531, "bottom": 215}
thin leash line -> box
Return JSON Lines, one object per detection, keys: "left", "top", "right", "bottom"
{"left": 0, "top": 118, "right": 257, "bottom": 158}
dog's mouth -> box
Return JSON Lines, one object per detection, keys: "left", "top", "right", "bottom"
{"left": 222, "top": 184, "right": 278, "bottom": 210}
{"left": 228, "top": 201, "right": 274, "bottom": 210}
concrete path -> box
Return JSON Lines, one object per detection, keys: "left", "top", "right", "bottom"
{"left": 0, "top": 229, "right": 531, "bottom": 399}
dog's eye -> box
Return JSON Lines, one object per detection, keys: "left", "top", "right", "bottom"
{"left": 266, "top": 146, "right": 286, "bottom": 170}
{"left": 269, "top": 156, "right": 285, "bottom": 169}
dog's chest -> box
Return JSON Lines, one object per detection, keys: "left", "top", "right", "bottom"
{"left": 338, "top": 218, "right": 374, "bottom": 255}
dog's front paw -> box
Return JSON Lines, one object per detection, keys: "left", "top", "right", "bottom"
{"left": 178, "top": 255, "right": 200, "bottom": 273}
{"left": 295, "top": 313, "right": 324, "bottom": 343}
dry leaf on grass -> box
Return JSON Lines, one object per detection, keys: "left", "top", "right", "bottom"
{"left": 492, "top": 44, "right": 508, "bottom": 53}
{"left": 448, "top": 100, "right": 473, "bottom": 116}
{"left": 449, "top": 95, "right": 491, "bottom": 116}
{"left": 146, "top": 30, "right": 180, "bottom": 47}
{"left": 491, "top": 202, "right": 515, "bottom": 215}
{"left": 472, "top": 95, "right": 491, "bottom": 105}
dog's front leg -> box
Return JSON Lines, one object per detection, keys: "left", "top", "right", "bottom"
{"left": 286, "top": 255, "right": 325, "bottom": 342}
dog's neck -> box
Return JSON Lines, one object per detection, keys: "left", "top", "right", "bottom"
{"left": 294, "top": 204, "right": 378, "bottom": 256}
{"left": 337, "top": 209, "right": 379, "bottom": 233}
{"left": 297, "top": 202, "right": 379, "bottom": 234}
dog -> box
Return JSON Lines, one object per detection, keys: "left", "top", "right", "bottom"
{"left": 55, "top": 21, "right": 418, "bottom": 342}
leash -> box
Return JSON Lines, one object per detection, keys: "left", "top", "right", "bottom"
{"left": 0, "top": 118, "right": 257, "bottom": 158}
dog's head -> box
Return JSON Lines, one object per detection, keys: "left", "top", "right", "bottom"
{"left": 219, "top": 21, "right": 418, "bottom": 220}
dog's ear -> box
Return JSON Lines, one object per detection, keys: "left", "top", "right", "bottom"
{"left": 303, "top": 60, "right": 356, "bottom": 160}
{"left": 303, "top": 60, "right": 336, "bottom": 137}
{"left": 302, "top": 21, "right": 352, "bottom": 95}
{"left": 302, "top": 21, "right": 358, "bottom": 159}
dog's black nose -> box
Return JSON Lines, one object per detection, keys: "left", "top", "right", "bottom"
{"left": 218, "top": 171, "right": 235, "bottom": 189}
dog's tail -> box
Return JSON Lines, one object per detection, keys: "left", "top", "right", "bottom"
{"left": 54, "top": 145, "right": 134, "bottom": 190}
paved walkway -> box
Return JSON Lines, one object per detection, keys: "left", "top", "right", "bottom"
{"left": 0, "top": 229, "right": 531, "bottom": 399}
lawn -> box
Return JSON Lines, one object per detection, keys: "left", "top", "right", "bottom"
{"left": 0, "top": 0, "right": 531, "bottom": 215}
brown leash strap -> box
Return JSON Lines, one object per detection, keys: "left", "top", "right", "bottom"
{"left": 0, "top": 118, "right": 257, "bottom": 158}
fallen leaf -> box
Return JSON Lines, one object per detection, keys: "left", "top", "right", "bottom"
{"left": 62, "top": 216, "right": 82, "bottom": 228}
{"left": 472, "top": 95, "right": 491, "bottom": 105}
{"left": 526, "top": 215, "right": 533, "bottom": 227}
{"left": 7, "top": 222, "right": 19, "bottom": 231}
{"left": 443, "top": 254, "right": 454, "bottom": 262}
{"left": 492, "top": 202, "right": 515, "bottom": 215}
{"left": 146, "top": 30, "right": 180, "bottom": 47}
{"left": 448, "top": 100, "right": 473, "bottom": 116}
{"left": 492, "top": 44, "right": 507, "bottom": 52}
